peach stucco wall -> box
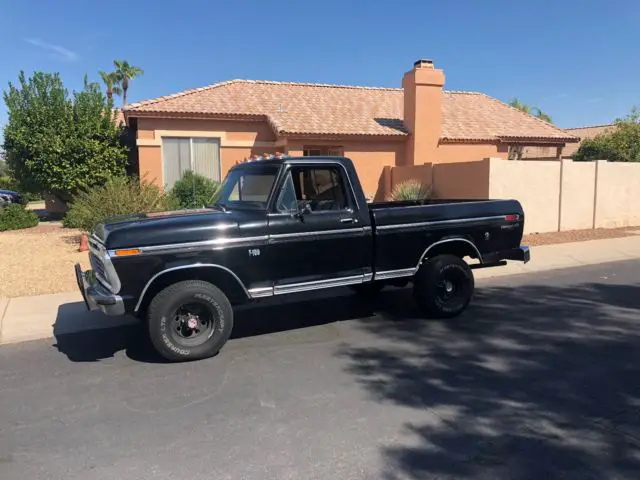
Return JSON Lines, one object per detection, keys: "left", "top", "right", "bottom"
{"left": 431, "top": 160, "right": 491, "bottom": 199}
{"left": 139, "top": 146, "right": 163, "bottom": 185}
{"left": 489, "top": 158, "right": 562, "bottom": 234}
{"left": 594, "top": 160, "right": 640, "bottom": 228}
{"left": 137, "top": 118, "right": 276, "bottom": 143}
{"left": 559, "top": 160, "right": 596, "bottom": 231}
{"left": 434, "top": 143, "right": 508, "bottom": 163}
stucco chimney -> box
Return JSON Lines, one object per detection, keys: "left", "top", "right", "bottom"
{"left": 402, "top": 59, "right": 446, "bottom": 165}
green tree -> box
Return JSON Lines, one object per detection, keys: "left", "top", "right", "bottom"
{"left": 98, "top": 70, "right": 122, "bottom": 103}
{"left": 0, "top": 149, "right": 8, "bottom": 176}
{"left": 113, "top": 60, "right": 144, "bottom": 106}
{"left": 574, "top": 108, "right": 640, "bottom": 162}
{"left": 3, "top": 71, "right": 128, "bottom": 202}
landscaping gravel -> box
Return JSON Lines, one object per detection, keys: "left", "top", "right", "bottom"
{"left": 0, "top": 223, "right": 90, "bottom": 297}
{"left": 523, "top": 226, "right": 638, "bottom": 246}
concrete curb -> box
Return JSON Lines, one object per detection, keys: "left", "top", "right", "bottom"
{"left": 1, "top": 235, "right": 640, "bottom": 346}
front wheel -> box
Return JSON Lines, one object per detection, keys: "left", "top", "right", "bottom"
{"left": 147, "top": 280, "right": 234, "bottom": 362}
{"left": 413, "top": 254, "right": 474, "bottom": 318}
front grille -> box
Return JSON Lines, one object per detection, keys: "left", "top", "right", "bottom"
{"left": 90, "top": 252, "right": 110, "bottom": 288}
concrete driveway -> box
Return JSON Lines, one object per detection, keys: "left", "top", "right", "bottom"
{"left": 1, "top": 260, "right": 640, "bottom": 479}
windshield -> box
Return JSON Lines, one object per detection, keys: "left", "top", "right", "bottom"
{"left": 211, "top": 165, "right": 280, "bottom": 209}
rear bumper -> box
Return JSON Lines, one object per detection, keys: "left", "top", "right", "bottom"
{"left": 502, "top": 245, "right": 530, "bottom": 263}
{"left": 477, "top": 245, "right": 530, "bottom": 268}
{"left": 75, "top": 264, "right": 125, "bottom": 316}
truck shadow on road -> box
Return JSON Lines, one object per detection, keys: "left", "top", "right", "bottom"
{"left": 338, "top": 279, "right": 640, "bottom": 479}
{"left": 53, "top": 289, "right": 377, "bottom": 363}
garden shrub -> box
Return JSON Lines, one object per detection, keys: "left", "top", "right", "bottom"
{"left": 389, "top": 179, "right": 431, "bottom": 201}
{"left": 171, "top": 171, "right": 221, "bottom": 209}
{"left": 63, "top": 176, "right": 179, "bottom": 232}
{"left": 0, "top": 203, "right": 39, "bottom": 231}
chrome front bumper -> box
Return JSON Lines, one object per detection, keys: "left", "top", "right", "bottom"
{"left": 75, "top": 264, "right": 125, "bottom": 316}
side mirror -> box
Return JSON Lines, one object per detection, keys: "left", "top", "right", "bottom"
{"left": 291, "top": 200, "right": 312, "bottom": 220}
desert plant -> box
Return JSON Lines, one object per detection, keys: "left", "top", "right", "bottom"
{"left": 389, "top": 179, "right": 431, "bottom": 201}
{"left": 171, "top": 171, "right": 221, "bottom": 209}
{"left": 0, "top": 203, "right": 39, "bottom": 231}
{"left": 63, "top": 176, "right": 179, "bottom": 232}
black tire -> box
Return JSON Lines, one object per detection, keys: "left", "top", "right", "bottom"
{"left": 147, "top": 280, "right": 233, "bottom": 362}
{"left": 413, "top": 254, "right": 474, "bottom": 318}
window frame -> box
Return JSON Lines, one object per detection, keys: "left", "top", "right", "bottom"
{"left": 270, "top": 162, "right": 356, "bottom": 215}
{"left": 161, "top": 136, "right": 222, "bottom": 188}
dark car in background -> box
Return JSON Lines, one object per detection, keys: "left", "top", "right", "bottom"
{"left": 0, "top": 189, "right": 24, "bottom": 208}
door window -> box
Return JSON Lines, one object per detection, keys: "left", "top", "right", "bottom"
{"left": 276, "top": 166, "right": 351, "bottom": 213}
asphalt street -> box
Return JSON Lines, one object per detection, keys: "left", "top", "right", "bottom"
{"left": 2, "top": 260, "right": 640, "bottom": 479}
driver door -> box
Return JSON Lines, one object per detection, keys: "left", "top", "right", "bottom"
{"left": 267, "top": 164, "right": 368, "bottom": 293}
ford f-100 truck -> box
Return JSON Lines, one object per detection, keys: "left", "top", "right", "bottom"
{"left": 76, "top": 156, "right": 530, "bottom": 362}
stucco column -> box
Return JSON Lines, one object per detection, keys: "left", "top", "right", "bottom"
{"left": 138, "top": 145, "right": 163, "bottom": 188}
{"left": 402, "top": 60, "right": 445, "bottom": 166}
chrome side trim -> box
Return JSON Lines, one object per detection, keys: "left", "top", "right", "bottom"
{"left": 274, "top": 275, "right": 364, "bottom": 295}
{"left": 376, "top": 215, "right": 508, "bottom": 232}
{"left": 416, "top": 238, "right": 483, "bottom": 269}
{"left": 121, "top": 235, "right": 269, "bottom": 255}
{"left": 90, "top": 235, "right": 121, "bottom": 294}
{"left": 269, "top": 228, "right": 364, "bottom": 241}
{"left": 134, "top": 263, "right": 249, "bottom": 312}
{"left": 248, "top": 287, "right": 274, "bottom": 298}
{"left": 363, "top": 272, "right": 374, "bottom": 282}
{"left": 374, "top": 268, "right": 416, "bottom": 280}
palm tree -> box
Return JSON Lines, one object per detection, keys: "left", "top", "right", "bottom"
{"left": 98, "top": 71, "right": 122, "bottom": 103}
{"left": 113, "top": 60, "right": 144, "bottom": 106}
{"left": 509, "top": 98, "right": 552, "bottom": 123}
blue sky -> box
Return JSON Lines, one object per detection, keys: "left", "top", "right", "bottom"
{"left": 1, "top": 0, "right": 638, "bottom": 133}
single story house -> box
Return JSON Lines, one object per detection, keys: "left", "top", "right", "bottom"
{"left": 522, "top": 123, "right": 616, "bottom": 160}
{"left": 123, "top": 59, "right": 578, "bottom": 198}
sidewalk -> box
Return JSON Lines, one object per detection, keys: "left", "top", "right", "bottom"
{"left": 2, "top": 234, "right": 640, "bottom": 346}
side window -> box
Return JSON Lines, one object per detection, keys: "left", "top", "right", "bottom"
{"left": 276, "top": 174, "right": 298, "bottom": 212}
{"left": 278, "top": 167, "right": 351, "bottom": 212}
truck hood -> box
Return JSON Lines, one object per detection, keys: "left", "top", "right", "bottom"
{"left": 93, "top": 207, "right": 251, "bottom": 250}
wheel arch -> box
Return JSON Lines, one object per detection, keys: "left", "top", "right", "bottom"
{"left": 417, "top": 237, "right": 482, "bottom": 268}
{"left": 135, "top": 264, "right": 249, "bottom": 314}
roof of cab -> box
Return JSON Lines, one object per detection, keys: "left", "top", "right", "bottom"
{"left": 231, "top": 156, "right": 351, "bottom": 169}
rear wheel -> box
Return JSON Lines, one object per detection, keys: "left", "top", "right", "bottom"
{"left": 413, "top": 254, "right": 474, "bottom": 318}
{"left": 147, "top": 280, "right": 233, "bottom": 362}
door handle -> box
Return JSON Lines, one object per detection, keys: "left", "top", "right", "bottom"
{"left": 340, "top": 218, "right": 354, "bottom": 223}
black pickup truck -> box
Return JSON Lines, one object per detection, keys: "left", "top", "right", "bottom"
{"left": 76, "top": 156, "right": 529, "bottom": 362}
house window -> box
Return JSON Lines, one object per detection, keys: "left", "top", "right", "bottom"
{"left": 162, "top": 137, "right": 221, "bottom": 188}
{"left": 302, "top": 146, "right": 344, "bottom": 157}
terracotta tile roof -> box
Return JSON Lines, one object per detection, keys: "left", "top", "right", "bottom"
{"left": 125, "top": 79, "right": 577, "bottom": 143}
{"left": 562, "top": 123, "right": 616, "bottom": 156}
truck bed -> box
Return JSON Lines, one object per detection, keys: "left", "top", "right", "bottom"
{"left": 369, "top": 198, "right": 525, "bottom": 276}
